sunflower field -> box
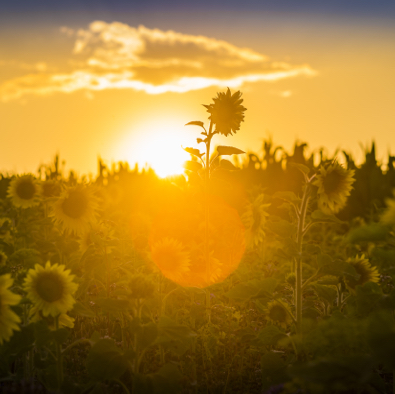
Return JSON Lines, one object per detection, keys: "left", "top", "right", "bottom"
{"left": 2, "top": 90, "right": 395, "bottom": 394}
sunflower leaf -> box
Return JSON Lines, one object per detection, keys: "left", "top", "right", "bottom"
{"left": 182, "top": 147, "right": 205, "bottom": 159}
{"left": 219, "top": 159, "right": 239, "bottom": 170}
{"left": 288, "top": 162, "right": 311, "bottom": 175}
{"left": 310, "top": 210, "right": 344, "bottom": 224}
{"left": 273, "top": 191, "right": 301, "bottom": 204}
{"left": 185, "top": 121, "right": 205, "bottom": 128}
{"left": 183, "top": 160, "right": 203, "bottom": 172}
{"left": 311, "top": 283, "right": 338, "bottom": 304}
{"left": 217, "top": 145, "right": 245, "bottom": 156}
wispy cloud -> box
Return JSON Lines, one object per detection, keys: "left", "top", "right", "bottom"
{"left": 0, "top": 21, "right": 316, "bottom": 101}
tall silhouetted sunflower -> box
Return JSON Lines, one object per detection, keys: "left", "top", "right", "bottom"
{"left": 7, "top": 174, "right": 41, "bottom": 208}
{"left": 50, "top": 185, "right": 98, "bottom": 234}
{"left": 345, "top": 255, "right": 379, "bottom": 291}
{"left": 242, "top": 194, "right": 270, "bottom": 247}
{"left": 265, "top": 300, "right": 293, "bottom": 328}
{"left": 313, "top": 162, "right": 355, "bottom": 214}
{"left": 24, "top": 261, "right": 78, "bottom": 317}
{"left": 203, "top": 88, "right": 246, "bottom": 136}
{"left": 151, "top": 237, "right": 190, "bottom": 283}
{"left": 0, "top": 274, "right": 21, "bottom": 344}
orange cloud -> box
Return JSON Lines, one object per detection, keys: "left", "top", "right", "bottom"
{"left": 0, "top": 21, "right": 316, "bottom": 101}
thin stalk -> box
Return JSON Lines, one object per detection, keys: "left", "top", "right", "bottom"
{"left": 55, "top": 316, "right": 64, "bottom": 390}
{"left": 295, "top": 183, "right": 311, "bottom": 331}
{"left": 204, "top": 121, "right": 213, "bottom": 323}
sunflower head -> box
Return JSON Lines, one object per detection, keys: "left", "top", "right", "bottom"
{"left": 151, "top": 237, "right": 190, "bottom": 284}
{"left": 7, "top": 174, "right": 41, "bottom": 209}
{"left": 23, "top": 261, "right": 78, "bottom": 317}
{"left": 345, "top": 255, "right": 380, "bottom": 291}
{"left": 265, "top": 300, "right": 293, "bottom": 328}
{"left": 203, "top": 88, "right": 246, "bottom": 136}
{"left": 50, "top": 185, "right": 98, "bottom": 234}
{"left": 0, "top": 274, "right": 21, "bottom": 344}
{"left": 313, "top": 162, "right": 355, "bottom": 214}
{"left": 241, "top": 194, "right": 270, "bottom": 248}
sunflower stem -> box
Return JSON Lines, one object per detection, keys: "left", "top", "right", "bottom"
{"left": 55, "top": 315, "right": 64, "bottom": 390}
{"left": 295, "top": 182, "right": 311, "bottom": 332}
{"left": 204, "top": 120, "right": 214, "bottom": 323}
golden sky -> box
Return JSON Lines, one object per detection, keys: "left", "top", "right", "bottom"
{"left": 1, "top": 8, "right": 395, "bottom": 177}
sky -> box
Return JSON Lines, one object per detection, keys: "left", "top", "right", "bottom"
{"left": 1, "top": 0, "right": 394, "bottom": 177}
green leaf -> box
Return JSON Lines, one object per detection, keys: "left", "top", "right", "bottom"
{"left": 261, "top": 352, "right": 287, "bottom": 390}
{"left": 183, "top": 147, "right": 204, "bottom": 159}
{"left": 217, "top": 146, "right": 245, "bottom": 156}
{"left": 310, "top": 210, "right": 344, "bottom": 224}
{"left": 52, "top": 328, "right": 70, "bottom": 344}
{"left": 266, "top": 219, "right": 294, "bottom": 238}
{"left": 316, "top": 253, "right": 332, "bottom": 268}
{"left": 152, "top": 363, "right": 183, "bottom": 394}
{"left": 355, "top": 282, "right": 382, "bottom": 316}
{"left": 258, "top": 325, "right": 287, "bottom": 346}
{"left": 347, "top": 223, "right": 389, "bottom": 243}
{"left": 185, "top": 120, "right": 204, "bottom": 128}
{"left": 70, "top": 301, "right": 95, "bottom": 318}
{"left": 311, "top": 283, "right": 338, "bottom": 304}
{"left": 86, "top": 339, "right": 129, "bottom": 382}
{"left": 225, "top": 278, "right": 278, "bottom": 301}
{"left": 218, "top": 159, "right": 239, "bottom": 170}
{"left": 273, "top": 191, "right": 300, "bottom": 204}
{"left": 137, "top": 322, "right": 158, "bottom": 351}
{"left": 320, "top": 258, "right": 359, "bottom": 280}
{"left": 95, "top": 297, "right": 131, "bottom": 313}
{"left": 288, "top": 162, "right": 310, "bottom": 175}
{"left": 183, "top": 160, "right": 203, "bottom": 172}
{"left": 304, "top": 243, "right": 322, "bottom": 255}
{"left": 156, "top": 316, "right": 196, "bottom": 356}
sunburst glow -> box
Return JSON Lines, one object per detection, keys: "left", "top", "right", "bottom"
{"left": 115, "top": 118, "right": 195, "bottom": 178}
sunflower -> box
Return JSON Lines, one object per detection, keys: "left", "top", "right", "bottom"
{"left": 0, "top": 274, "right": 21, "bottom": 344}
{"left": 23, "top": 261, "right": 78, "bottom": 317}
{"left": 50, "top": 185, "right": 98, "bottom": 234}
{"left": 151, "top": 237, "right": 190, "bottom": 284}
{"left": 313, "top": 162, "right": 355, "bottom": 214}
{"left": 7, "top": 174, "right": 41, "bottom": 208}
{"left": 242, "top": 194, "right": 270, "bottom": 247}
{"left": 265, "top": 300, "right": 293, "bottom": 328}
{"left": 203, "top": 88, "right": 247, "bottom": 136}
{"left": 344, "top": 255, "right": 380, "bottom": 291}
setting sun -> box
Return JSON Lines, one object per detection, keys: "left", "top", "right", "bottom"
{"left": 114, "top": 117, "right": 194, "bottom": 178}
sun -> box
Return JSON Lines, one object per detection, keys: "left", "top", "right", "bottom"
{"left": 114, "top": 118, "right": 194, "bottom": 178}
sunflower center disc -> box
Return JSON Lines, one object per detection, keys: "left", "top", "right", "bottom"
{"left": 16, "top": 181, "right": 36, "bottom": 200}
{"left": 61, "top": 190, "right": 88, "bottom": 219}
{"left": 36, "top": 273, "right": 64, "bottom": 302}
{"left": 322, "top": 170, "right": 343, "bottom": 194}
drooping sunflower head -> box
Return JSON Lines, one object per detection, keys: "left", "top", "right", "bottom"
{"left": 7, "top": 174, "right": 41, "bottom": 209}
{"left": 241, "top": 194, "right": 270, "bottom": 248}
{"left": 151, "top": 237, "right": 190, "bottom": 284}
{"left": 313, "top": 162, "right": 355, "bottom": 214}
{"left": 0, "top": 274, "right": 22, "bottom": 344}
{"left": 345, "top": 255, "right": 380, "bottom": 291}
{"left": 203, "top": 88, "right": 247, "bottom": 136}
{"left": 23, "top": 261, "right": 78, "bottom": 317}
{"left": 265, "top": 300, "right": 293, "bottom": 328}
{"left": 50, "top": 185, "right": 98, "bottom": 235}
